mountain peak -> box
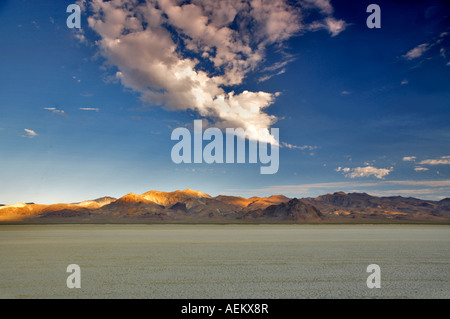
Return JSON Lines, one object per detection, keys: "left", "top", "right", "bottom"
{"left": 140, "top": 189, "right": 211, "bottom": 207}
{"left": 177, "top": 189, "right": 211, "bottom": 198}
{"left": 246, "top": 198, "right": 322, "bottom": 221}
{"left": 267, "top": 195, "right": 290, "bottom": 201}
{"left": 117, "top": 193, "right": 149, "bottom": 203}
{"left": 0, "top": 202, "right": 27, "bottom": 210}
{"left": 76, "top": 196, "right": 116, "bottom": 208}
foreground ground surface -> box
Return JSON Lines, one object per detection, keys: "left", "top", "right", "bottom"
{"left": 0, "top": 224, "right": 449, "bottom": 298}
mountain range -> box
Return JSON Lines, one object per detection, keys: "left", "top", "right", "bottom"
{"left": 0, "top": 189, "right": 449, "bottom": 223}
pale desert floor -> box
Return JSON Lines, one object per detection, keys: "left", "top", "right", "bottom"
{"left": 0, "top": 224, "right": 449, "bottom": 298}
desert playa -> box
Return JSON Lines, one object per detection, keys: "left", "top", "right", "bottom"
{"left": 0, "top": 224, "right": 449, "bottom": 299}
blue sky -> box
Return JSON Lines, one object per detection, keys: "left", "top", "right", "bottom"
{"left": 1, "top": 0, "right": 449, "bottom": 204}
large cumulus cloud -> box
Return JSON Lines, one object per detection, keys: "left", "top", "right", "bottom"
{"left": 77, "top": 0, "right": 346, "bottom": 144}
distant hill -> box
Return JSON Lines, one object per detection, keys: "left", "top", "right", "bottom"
{"left": 302, "top": 192, "right": 450, "bottom": 222}
{"left": 242, "top": 198, "right": 323, "bottom": 222}
{"left": 0, "top": 189, "right": 449, "bottom": 223}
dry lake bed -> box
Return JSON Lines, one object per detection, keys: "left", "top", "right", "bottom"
{"left": 0, "top": 224, "right": 449, "bottom": 298}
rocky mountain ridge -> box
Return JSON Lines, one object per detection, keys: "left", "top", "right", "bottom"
{"left": 0, "top": 189, "right": 449, "bottom": 223}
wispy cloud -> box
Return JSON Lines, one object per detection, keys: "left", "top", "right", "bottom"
{"left": 43, "top": 107, "right": 67, "bottom": 117}
{"left": 402, "top": 31, "right": 450, "bottom": 62}
{"left": 259, "top": 55, "right": 296, "bottom": 82}
{"left": 72, "top": 75, "right": 81, "bottom": 83}
{"left": 79, "top": 107, "right": 99, "bottom": 112}
{"left": 403, "top": 43, "right": 429, "bottom": 60}
{"left": 304, "top": 0, "right": 349, "bottom": 36}
{"left": 74, "top": 30, "right": 87, "bottom": 44}
{"left": 308, "top": 17, "right": 348, "bottom": 37}
{"left": 258, "top": 68, "right": 286, "bottom": 83}
{"left": 324, "top": 17, "right": 348, "bottom": 37}
{"left": 336, "top": 166, "right": 393, "bottom": 179}
{"left": 384, "top": 180, "right": 450, "bottom": 187}
{"left": 401, "top": 79, "right": 408, "bottom": 85}
{"left": 414, "top": 167, "right": 429, "bottom": 171}
{"left": 281, "top": 142, "right": 318, "bottom": 151}
{"left": 364, "top": 188, "right": 449, "bottom": 200}
{"left": 419, "top": 156, "right": 450, "bottom": 165}
{"left": 262, "top": 56, "right": 296, "bottom": 73}
{"left": 302, "top": 0, "right": 333, "bottom": 15}
{"left": 31, "top": 21, "right": 40, "bottom": 29}
{"left": 22, "top": 129, "right": 37, "bottom": 138}
{"left": 402, "top": 156, "right": 416, "bottom": 161}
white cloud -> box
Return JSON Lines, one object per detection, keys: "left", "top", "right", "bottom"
{"left": 340, "top": 90, "right": 350, "bottom": 95}
{"left": 43, "top": 107, "right": 67, "bottom": 116}
{"left": 419, "top": 156, "right": 450, "bottom": 165}
{"left": 79, "top": 107, "right": 99, "bottom": 112}
{"left": 324, "top": 17, "right": 347, "bottom": 37}
{"left": 74, "top": 30, "right": 87, "bottom": 44}
{"left": 258, "top": 68, "right": 286, "bottom": 83}
{"left": 309, "top": 17, "right": 347, "bottom": 37}
{"left": 77, "top": 0, "right": 346, "bottom": 144}
{"left": 401, "top": 79, "right": 408, "bottom": 85}
{"left": 281, "top": 142, "right": 317, "bottom": 151}
{"left": 414, "top": 167, "right": 429, "bottom": 171}
{"left": 262, "top": 56, "right": 296, "bottom": 73}
{"left": 297, "top": 1, "right": 348, "bottom": 37}
{"left": 22, "top": 129, "right": 37, "bottom": 138}
{"left": 403, "top": 32, "right": 450, "bottom": 62}
{"left": 403, "top": 43, "right": 429, "bottom": 60}
{"left": 337, "top": 166, "right": 393, "bottom": 179}
{"left": 302, "top": 0, "right": 333, "bottom": 15}
{"left": 402, "top": 156, "right": 416, "bottom": 161}
{"left": 302, "top": 0, "right": 347, "bottom": 36}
